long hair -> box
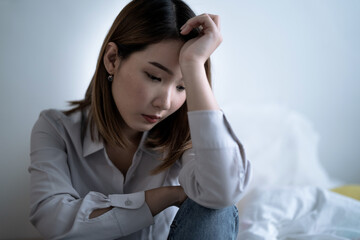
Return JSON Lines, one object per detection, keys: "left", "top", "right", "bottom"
{"left": 65, "top": 0, "right": 212, "bottom": 173}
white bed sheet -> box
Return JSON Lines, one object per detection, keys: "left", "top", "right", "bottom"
{"left": 223, "top": 103, "right": 359, "bottom": 239}
{"left": 237, "top": 186, "right": 360, "bottom": 240}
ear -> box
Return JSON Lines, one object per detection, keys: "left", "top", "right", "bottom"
{"left": 103, "top": 42, "right": 121, "bottom": 74}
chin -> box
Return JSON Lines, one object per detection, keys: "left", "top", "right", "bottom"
{"left": 131, "top": 123, "right": 156, "bottom": 132}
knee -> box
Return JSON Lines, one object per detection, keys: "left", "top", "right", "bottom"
{"left": 168, "top": 198, "right": 239, "bottom": 239}
{"left": 184, "top": 198, "right": 238, "bottom": 217}
{"left": 179, "top": 198, "right": 239, "bottom": 229}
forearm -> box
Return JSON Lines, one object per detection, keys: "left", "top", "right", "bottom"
{"left": 179, "top": 111, "right": 251, "bottom": 208}
{"left": 145, "top": 186, "right": 185, "bottom": 216}
{"left": 181, "top": 61, "right": 219, "bottom": 112}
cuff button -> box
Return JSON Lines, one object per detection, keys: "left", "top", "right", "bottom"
{"left": 125, "top": 199, "right": 132, "bottom": 206}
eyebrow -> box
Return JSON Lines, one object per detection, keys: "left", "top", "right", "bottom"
{"left": 148, "top": 61, "right": 173, "bottom": 76}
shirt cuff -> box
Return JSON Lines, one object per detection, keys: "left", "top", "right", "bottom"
{"left": 187, "top": 110, "right": 237, "bottom": 149}
{"left": 110, "top": 192, "right": 154, "bottom": 236}
{"left": 109, "top": 191, "right": 145, "bottom": 209}
{"left": 112, "top": 202, "right": 154, "bottom": 236}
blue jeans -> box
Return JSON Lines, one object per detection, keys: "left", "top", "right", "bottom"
{"left": 167, "top": 198, "right": 239, "bottom": 240}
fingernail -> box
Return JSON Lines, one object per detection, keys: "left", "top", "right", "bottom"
{"left": 180, "top": 24, "right": 186, "bottom": 30}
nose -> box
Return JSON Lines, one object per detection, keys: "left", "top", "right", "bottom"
{"left": 152, "top": 86, "right": 172, "bottom": 110}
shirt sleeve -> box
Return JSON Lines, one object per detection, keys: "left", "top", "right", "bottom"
{"left": 178, "top": 110, "right": 252, "bottom": 209}
{"left": 29, "top": 112, "right": 154, "bottom": 240}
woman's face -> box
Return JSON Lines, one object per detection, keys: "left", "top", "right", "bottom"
{"left": 111, "top": 39, "right": 186, "bottom": 138}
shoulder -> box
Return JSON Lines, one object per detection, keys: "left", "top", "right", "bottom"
{"left": 37, "top": 108, "right": 83, "bottom": 124}
{"left": 32, "top": 108, "right": 83, "bottom": 137}
{"left": 38, "top": 108, "right": 81, "bottom": 123}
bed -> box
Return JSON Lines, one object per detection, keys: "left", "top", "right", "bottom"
{"left": 236, "top": 185, "right": 360, "bottom": 239}
{"left": 222, "top": 103, "right": 360, "bottom": 240}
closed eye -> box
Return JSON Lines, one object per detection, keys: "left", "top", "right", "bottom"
{"left": 176, "top": 85, "right": 185, "bottom": 91}
{"left": 145, "top": 72, "right": 161, "bottom": 81}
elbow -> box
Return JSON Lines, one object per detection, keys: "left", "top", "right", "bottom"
{"left": 196, "top": 193, "right": 237, "bottom": 210}
{"left": 29, "top": 212, "right": 53, "bottom": 240}
{"left": 196, "top": 170, "right": 252, "bottom": 209}
{"left": 188, "top": 183, "right": 241, "bottom": 209}
{"left": 29, "top": 201, "right": 75, "bottom": 240}
{"left": 208, "top": 195, "right": 237, "bottom": 210}
{"left": 213, "top": 186, "right": 243, "bottom": 209}
{"left": 29, "top": 210, "right": 63, "bottom": 240}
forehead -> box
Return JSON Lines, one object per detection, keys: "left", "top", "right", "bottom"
{"left": 130, "top": 39, "right": 184, "bottom": 70}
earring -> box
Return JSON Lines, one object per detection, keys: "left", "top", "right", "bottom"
{"left": 108, "top": 75, "right": 113, "bottom": 82}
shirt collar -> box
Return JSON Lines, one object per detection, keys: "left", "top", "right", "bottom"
{"left": 82, "top": 120, "right": 104, "bottom": 157}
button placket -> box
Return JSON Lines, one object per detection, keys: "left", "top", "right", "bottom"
{"left": 125, "top": 150, "right": 142, "bottom": 185}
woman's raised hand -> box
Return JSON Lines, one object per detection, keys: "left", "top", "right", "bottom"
{"left": 178, "top": 14, "right": 221, "bottom": 111}
{"left": 179, "top": 14, "right": 222, "bottom": 66}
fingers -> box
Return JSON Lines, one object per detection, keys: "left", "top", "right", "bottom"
{"left": 208, "top": 14, "right": 220, "bottom": 31}
{"left": 180, "top": 13, "right": 220, "bottom": 35}
{"left": 178, "top": 13, "right": 223, "bottom": 64}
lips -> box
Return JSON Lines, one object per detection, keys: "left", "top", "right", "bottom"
{"left": 142, "top": 114, "right": 161, "bottom": 124}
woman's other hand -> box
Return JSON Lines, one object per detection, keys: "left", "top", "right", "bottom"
{"left": 174, "top": 186, "right": 188, "bottom": 207}
{"left": 145, "top": 186, "right": 188, "bottom": 216}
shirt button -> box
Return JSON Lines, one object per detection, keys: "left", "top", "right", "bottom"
{"left": 125, "top": 199, "right": 132, "bottom": 206}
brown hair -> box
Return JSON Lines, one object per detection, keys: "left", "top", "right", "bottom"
{"left": 65, "top": 0, "right": 212, "bottom": 173}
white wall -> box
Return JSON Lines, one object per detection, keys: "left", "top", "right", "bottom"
{"left": 0, "top": 0, "right": 359, "bottom": 239}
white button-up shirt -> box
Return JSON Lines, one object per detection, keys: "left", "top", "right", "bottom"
{"left": 29, "top": 109, "right": 251, "bottom": 240}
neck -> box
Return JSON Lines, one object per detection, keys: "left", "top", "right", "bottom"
{"left": 105, "top": 132, "right": 142, "bottom": 156}
{"left": 124, "top": 130, "right": 143, "bottom": 148}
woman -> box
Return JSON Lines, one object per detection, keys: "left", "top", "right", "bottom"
{"left": 29, "top": 0, "right": 251, "bottom": 239}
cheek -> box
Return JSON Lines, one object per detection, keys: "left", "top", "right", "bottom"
{"left": 124, "top": 73, "right": 149, "bottom": 100}
{"left": 172, "top": 94, "right": 186, "bottom": 112}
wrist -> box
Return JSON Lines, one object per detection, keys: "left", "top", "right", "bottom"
{"left": 180, "top": 61, "right": 207, "bottom": 86}
{"left": 180, "top": 59, "right": 205, "bottom": 72}
{"left": 173, "top": 186, "right": 187, "bottom": 207}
